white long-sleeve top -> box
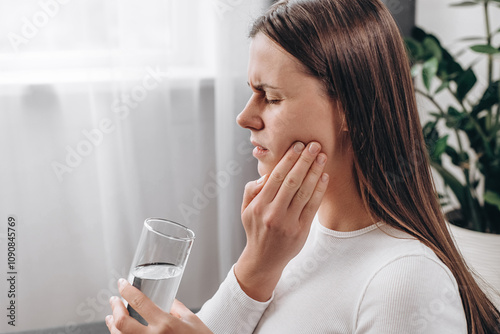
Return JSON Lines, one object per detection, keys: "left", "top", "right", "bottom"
{"left": 196, "top": 214, "right": 467, "bottom": 333}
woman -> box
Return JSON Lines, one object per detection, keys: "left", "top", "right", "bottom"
{"left": 106, "top": 0, "right": 500, "bottom": 333}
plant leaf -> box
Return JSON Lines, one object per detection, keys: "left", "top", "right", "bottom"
{"left": 423, "top": 121, "right": 440, "bottom": 155}
{"left": 430, "top": 162, "right": 467, "bottom": 210}
{"left": 470, "top": 44, "right": 500, "bottom": 54}
{"left": 422, "top": 57, "right": 439, "bottom": 91}
{"left": 434, "top": 80, "right": 450, "bottom": 94}
{"left": 431, "top": 135, "right": 449, "bottom": 160}
{"left": 450, "top": 1, "right": 480, "bottom": 6}
{"left": 471, "top": 81, "right": 499, "bottom": 117}
{"left": 445, "top": 106, "right": 468, "bottom": 129}
{"left": 445, "top": 145, "right": 469, "bottom": 166}
{"left": 484, "top": 191, "right": 500, "bottom": 210}
{"left": 410, "top": 27, "right": 463, "bottom": 80}
{"left": 410, "top": 27, "right": 428, "bottom": 42}
{"left": 438, "top": 192, "right": 450, "bottom": 207}
{"left": 455, "top": 68, "right": 477, "bottom": 101}
{"left": 405, "top": 37, "right": 424, "bottom": 61}
{"left": 458, "top": 36, "right": 486, "bottom": 42}
{"left": 410, "top": 64, "right": 420, "bottom": 78}
{"left": 445, "top": 146, "right": 460, "bottom": 166}
{"left": 423, "top": 37, "right": 443, "bottom": 61}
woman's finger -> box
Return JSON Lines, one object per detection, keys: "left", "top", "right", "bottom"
{"left": 106, "top": 314, "right": 142, "bottom": 334}
{"left": 118, "top": 278, "right": 165, "bottom": 326}
{"left": 258, "top": 142, "right": 305, "bottom": 203}
{"left": 273, "top": 142, "right": 322, "bottom": 207}
{"left": 288, "top": 152, "right": 327, "bottom": 214}
{"left": 105, "top": 315, "right": 121, "bottom": 334}
{"left": 108, "top": 296, "right": 145, "bottom": 333}
{"left": 241, "top": 174, "right": 267, "bottom": 213}
{"left": 299, "top": 172, "right": 329, "bottom": 224}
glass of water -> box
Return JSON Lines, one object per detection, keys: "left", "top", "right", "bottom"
{"left": 127, "top": 218, "right": 195, "bottom": 325}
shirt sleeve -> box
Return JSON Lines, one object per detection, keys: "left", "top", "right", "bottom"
{"left": 355, "top": 255, "right": 468, "bottom": 334}
{"left": 196, "top": 264, "right": 274, "bottom": 334}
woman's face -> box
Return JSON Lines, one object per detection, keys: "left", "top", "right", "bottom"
{"left": 237, "top": 33, "right": 350, "bottom": 178}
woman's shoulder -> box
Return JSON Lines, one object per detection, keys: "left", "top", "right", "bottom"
{"left": 355, "top": 250, "right": 467, "bottom": 333}
{"left": 358, "top": 223, "right": 462, "bottom": 308}
{"left": 354, "top": 226, "right": 467, "bottom": 332}
{"left": 349, "top": 222, "right": 459, "bottom": 288}
{"left": 362, "top": 222, "right": 444, "bottom": 261}
{"left": 311, "top": 214, "right": 458, "bottom": 288}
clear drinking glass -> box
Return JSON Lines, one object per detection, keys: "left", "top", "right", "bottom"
{"left": 126, "top": 218, "right": 195, "bottom": 325}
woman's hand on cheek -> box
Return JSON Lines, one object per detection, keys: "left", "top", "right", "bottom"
{"left": 235, "top": 141, "right": 329, "bottom": 302}
{"left": 106, "top": 279, "right": 212, "bottom": 334}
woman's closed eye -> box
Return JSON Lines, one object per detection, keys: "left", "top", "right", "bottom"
{"left": 262, "top": 94, "right": 282, "bottom": 105}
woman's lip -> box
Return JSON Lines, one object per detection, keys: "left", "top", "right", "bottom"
{"left": 251, "top": 140, "right": 268, "bottom": 150}
{"left": 253, "top": 146, "right": 269, "bottom": 158}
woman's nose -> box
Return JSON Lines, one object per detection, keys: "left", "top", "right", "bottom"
{"left": 236, "top": 96, "right": 264, "bottom": 130}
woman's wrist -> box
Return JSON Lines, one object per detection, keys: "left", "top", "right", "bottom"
{"left": 234, "top": 249, "right": 284, "bottom": 302}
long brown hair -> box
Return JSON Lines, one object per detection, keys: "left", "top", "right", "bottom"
{"left": 250, "top": 0, "right": 500, "bottom": 333}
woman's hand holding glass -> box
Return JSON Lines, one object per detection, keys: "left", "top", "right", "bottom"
{"left": 235, "top": 141, "right": 329, "bottom": 302}
{"left": 106, "top": 279, "right": 212, "bottom": 334}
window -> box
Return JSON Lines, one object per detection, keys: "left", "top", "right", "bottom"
{"left": 0, "top": 0, "right": 215, "bottom": 84}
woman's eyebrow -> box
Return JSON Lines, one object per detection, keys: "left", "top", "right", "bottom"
{"left": 247, "top": 81, "right": 281, "bottom": 91}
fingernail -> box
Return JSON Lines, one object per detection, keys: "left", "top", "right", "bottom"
{"left": 256, "top": 175, "right": 266, "bottom": 184}
{"left": 316, "top": 154, "right": 326, "bottom": 165}
{"left": 321, "top": 173, "right": 329, "bottom": 182}
{"left": 294, "top": 142, "right": 305, "bottom": 153}
{"left": 109, "top": 296, "right": 118, "bottom": 303}
{"left": 105, "top": 315, "right": 113, "bottom": 324}
{"left": 118, "top": 278, "right": 128, "bottom": 289}
{"left": 309, "top": 142, "right": 320, "bottom": 154}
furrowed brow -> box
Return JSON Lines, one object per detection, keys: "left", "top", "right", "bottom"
{"left": 247, "top": 81, "right": 281, "bottom": 91}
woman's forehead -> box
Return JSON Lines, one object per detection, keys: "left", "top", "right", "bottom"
{"left": 249, "top": 35, "right": 302, "bottom": 73}
{"left": 248, "top": 33, "right": 317, "bottom": 92}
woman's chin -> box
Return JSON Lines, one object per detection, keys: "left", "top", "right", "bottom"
{"left": 257, "top": 162, "right": 273, "bottom": 177}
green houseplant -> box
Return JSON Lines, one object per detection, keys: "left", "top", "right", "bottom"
{"left": 404, "top": 0, "right": 500, "bottom": 234}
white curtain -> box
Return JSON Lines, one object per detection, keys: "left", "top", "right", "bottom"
{"left": 0, "top": 0, "right": 266, "bottom": 332}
